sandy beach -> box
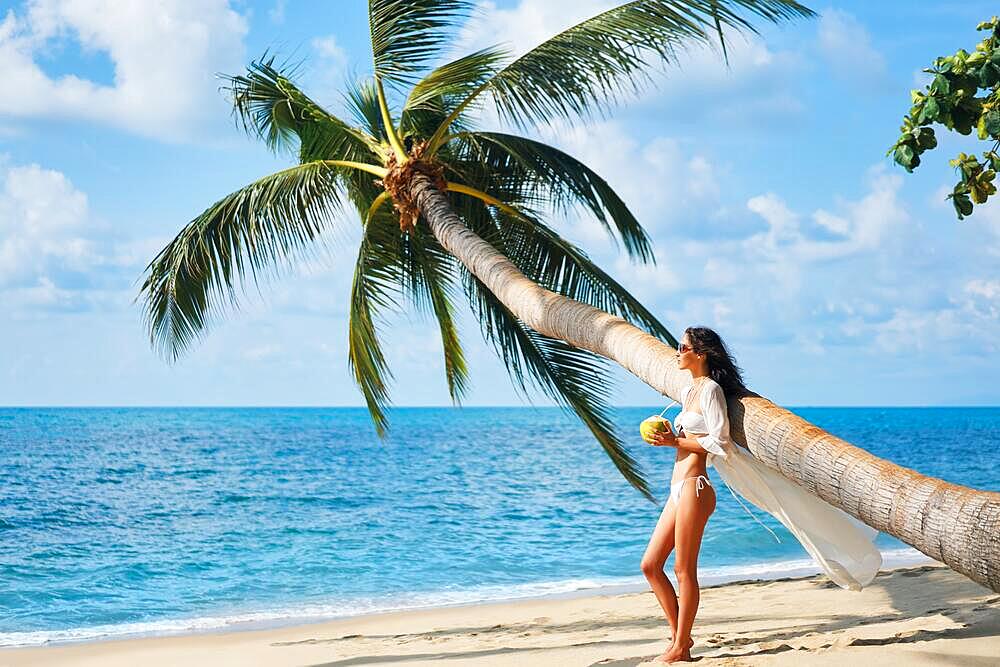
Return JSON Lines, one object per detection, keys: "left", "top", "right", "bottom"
{"left": 3, "top": 563, "right": 998, "bottom": 667}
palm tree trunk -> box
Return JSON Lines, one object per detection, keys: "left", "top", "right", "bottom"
{"left": 410, "top": 173, "right": 1000, "bottom": 593}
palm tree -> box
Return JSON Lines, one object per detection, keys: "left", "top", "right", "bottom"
{"left": 140, "top": 1, "right": 1000, "bottom": 592}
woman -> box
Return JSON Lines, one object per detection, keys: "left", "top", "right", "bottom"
{"left": 640, "top": 327, "right": 882, "bottom": 663}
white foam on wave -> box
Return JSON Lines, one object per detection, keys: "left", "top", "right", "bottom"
{"left": 0, "top": 547, "right": 935, "bottom": 648}
{"left": 0, "top": 578, "right": 627, "bottom": 648}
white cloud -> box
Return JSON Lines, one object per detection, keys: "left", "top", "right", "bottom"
{"left": 743, "top": 166, "right": 908, "bottom": 264}
{"left": 869, "top": 306, "right": 997, "bottom": 355}
{"left": 962, "top": 279, "right": 1000, "bottom": 320}
{"left": 687, "top": 156, "right": 719, "bottom": 199}
{"left": 3, "top": 276, "right": 71, "bottom": 309}
{"left": 0, "top": 158, "right": 162, "bottom": 312}
{"left": 0, "top": 0, "right": 248, "bottom": 141}
{"left": 813, "top": 209, "right": 850, "bottom": 236}
{"left": 302, "top": 33, "right": 350, "bottom": 102}
{"left": 457, "top": 0, "right": 614, "bottom": 59}
{"left": 536, "top": 121, "right": 729, "bottom": 242}
{"left": 649, "top": 33, "right": 805, "bottom": 122}
{"left": 965, "top": 279, "right": 1000, "bottom": 301}
{"left": 747, "top": 193, "right": 798, "bottom": 243}
{"left": 817, "top": 9, "right": 889, "bottom": 91}
{"left": 0, "top": 161, "right": 94, "bottom": 286}
{"left": 654, "top": 166, "right": 921, "bottom": 347}
{"left": 312, "top": 35, "right": 346, "bottom": 67}
{"left": 646, "top": 163, "right": 1000, "bottom": 360}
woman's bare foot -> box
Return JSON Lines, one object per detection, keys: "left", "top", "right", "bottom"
{"left": 657, "top": 637, "right": 693, "bottom": 662}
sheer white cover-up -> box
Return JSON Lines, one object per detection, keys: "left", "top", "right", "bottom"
{"left": 673, "top": 380, "right": 882, "bottom": 591}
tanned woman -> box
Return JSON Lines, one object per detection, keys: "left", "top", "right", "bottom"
{"left": 641, "top": 327, "right": 882, "bottom": 663}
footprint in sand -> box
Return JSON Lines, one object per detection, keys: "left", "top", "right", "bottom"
{"left": 926, "top": 606, "right": 960, "bottom": 617}
{"left": 758, "top": 641, "right": 797, "bottom": 655}
{"left": 724, "top": 640, "right": 798, "bottom": 656}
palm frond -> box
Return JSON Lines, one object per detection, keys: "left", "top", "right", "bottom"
{"left": 140, "top": 162, "right": 345, "bottom": 360}
{"left": 399, "top": 47, "right": 503, "bottom": 144}
{"left": 448, "top": 192, "right": 677, "bottom": 346}
{"left": 405, "top": 46, "right": 508, "bottom": 112}
{"left": 366, "top": 191, "right": 393, "bottom": 224}
{"left": 456, "top": 131, "right": 655, "bottom": 262}
{"left": 709, "top": 1, "right": 731, "bottom": 64}
{"left": 348, "top": 214, "right": 405, "bottom": 436}
{"left": 402, "top": 105, "right": 475, "bottom": 144}
{"left": 401, "top": 85, "right": 480, "bottom": 144}
{"left": 348, "top": 194, "right": 469, "bottom": 425}
{"left": 369, "top": 0, "right": 475, "bottom": 85}
{"left": 502, "top": 212, "right": 677, "bottom": 347}
{"left": 432, "top": 0, "right": 813, "bottom": 135}
{"left": 402, "top": 228, "right": 470, "bottom": 402}
{"left": 465, "top": 272, "right": 655, "bottom": 501}
{"left": 344, "top": 77, "right": 388, "bottom": 143}
{"left": 441, "top": 151, "right": 543, "bottom": 211}
{"left": 225, "top": 56, "right": 377, "bottom": 162}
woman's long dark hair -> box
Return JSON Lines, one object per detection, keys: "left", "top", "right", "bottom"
{"left": 685, "top": 326, "right": 747, "bottom": 398}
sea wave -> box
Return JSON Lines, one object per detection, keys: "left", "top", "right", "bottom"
{"left": 0, "top": 547, "right": 933, "bottom": 648}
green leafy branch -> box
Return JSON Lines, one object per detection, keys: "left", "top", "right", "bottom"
{"left": 889, "top": 16, "right": 1000, "bottom": 219}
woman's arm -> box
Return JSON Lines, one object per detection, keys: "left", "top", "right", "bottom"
{"left": 649, "top": 430, "right": 711, "bottom": 454}
{"left": 675, "top": 435, "right": 713, "bottom": 454}
{"left": 696, "top": 382, "right": 732, "bottom": 457}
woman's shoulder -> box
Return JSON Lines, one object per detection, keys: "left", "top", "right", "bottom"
{"left": 699, "top": 378, "right": 726, "bottom": 402}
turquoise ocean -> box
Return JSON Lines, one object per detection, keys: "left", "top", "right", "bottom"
{"left": 2, "top": 406, "right": 998, "bottom": 646}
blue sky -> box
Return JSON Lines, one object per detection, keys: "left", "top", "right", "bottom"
{"left": 1, "top": 0, "right": 998, "bottom": 408}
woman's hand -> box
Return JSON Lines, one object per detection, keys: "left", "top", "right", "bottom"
{"left": 650, "top": 431, "right": 678, "bottom": 447}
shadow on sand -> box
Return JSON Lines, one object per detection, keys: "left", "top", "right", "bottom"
{"left": 287, "top": 566, "right": 998, "bottom": 667}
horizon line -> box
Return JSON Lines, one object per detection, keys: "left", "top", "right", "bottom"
{"left": 2, "top": 404, "right": 998, "bottom": 410}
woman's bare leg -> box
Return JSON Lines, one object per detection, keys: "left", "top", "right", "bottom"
{"left": 661, "top": 483, "right": 715, "bottom": 663}
{"left": 640, "top": 498, "right": 679, "bottom": 644}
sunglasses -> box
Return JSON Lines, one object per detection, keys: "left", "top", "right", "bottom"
{"left": 677, "top": 343, "right": 695, "bottom": 354}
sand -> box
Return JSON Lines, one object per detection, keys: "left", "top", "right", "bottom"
{"left": 3, "top": 564, "right": 998, "bottom": 667}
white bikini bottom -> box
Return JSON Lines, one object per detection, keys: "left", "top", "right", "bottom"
{"left": 667, "top": 474, "right": 782, "bottom": 543}
{"left": 668, "top": 475, "right": 712, "bottom": 505}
